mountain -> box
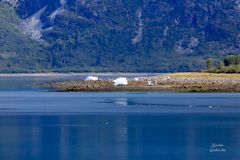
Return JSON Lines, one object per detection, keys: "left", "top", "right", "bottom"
{"left": 0, "top": 0, "right": 240, "bottom": 72}
{"left": 0, "top": 3, "right": 50, "bottom": 73}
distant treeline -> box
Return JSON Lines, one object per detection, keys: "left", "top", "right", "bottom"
{"left": 207, "top": 55, "right": 240, "bottom": 73}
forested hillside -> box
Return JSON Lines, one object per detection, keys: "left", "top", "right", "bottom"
{"left": 0, "top": 3, "right": 49, "bottom": 72}
{"left": 1, "top": 0, "right": 240, "bottom": 72}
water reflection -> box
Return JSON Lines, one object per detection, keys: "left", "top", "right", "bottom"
{"left": 0, "top": 115, "right": 240, "bottom": 160}
{"left": 114, "top": 98, "right": 128, "bottom": 106}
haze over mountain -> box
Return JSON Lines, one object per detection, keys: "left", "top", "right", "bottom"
{"left": 0, "top": 0, "right": 240, "bottom": 72}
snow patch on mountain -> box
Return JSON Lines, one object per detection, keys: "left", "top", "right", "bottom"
{"left": 132, "top": 9, "right": 143, "bottom": 44}
{"left": 19, "top": 6, "right": 47, "bottom": 40}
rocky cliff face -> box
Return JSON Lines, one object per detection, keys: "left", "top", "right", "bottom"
{"left": 1, "top": 0, "right": 240, "bottom": 72}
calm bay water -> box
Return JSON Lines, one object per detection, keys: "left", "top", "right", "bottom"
{"left": 0, "top": 74, "right": 240, "bottom": 160}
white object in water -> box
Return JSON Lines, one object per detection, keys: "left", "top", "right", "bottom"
{"left": 113, "top": 77, "right": 128, "bottom": 86}
{"left": 85, "top": 76, "right": 99, "bottom": 81}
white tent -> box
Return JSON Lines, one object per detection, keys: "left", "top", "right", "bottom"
{"left": 113, "top": 77, "right": 128, "bottom": 86}
{"left": 85, "top": 76, "right": 99, "bottom": 81}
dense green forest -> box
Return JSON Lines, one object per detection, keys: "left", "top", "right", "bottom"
{"left": 1, "top": 0, "right": 240, "bottom": 73}
{"left": 207, "top": 55, "right": 240, "bottom": 73}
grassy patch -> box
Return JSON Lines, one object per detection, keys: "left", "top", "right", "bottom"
{"left": 168, "top": 72, "right": 240, "bottom": 78}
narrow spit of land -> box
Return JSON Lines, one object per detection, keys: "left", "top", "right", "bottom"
{"left": 42, "top": 73, "right": 240, "bottom": 92}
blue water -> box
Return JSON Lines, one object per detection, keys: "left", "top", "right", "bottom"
{"left": 0, "top": 75, "right": 240, "bottom": 160}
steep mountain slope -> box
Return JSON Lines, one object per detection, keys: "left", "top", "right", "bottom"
{"left": 0, "top": 3, "right": 49, "bottom": 72}
{"left": 1, "top": 0, "right": 240, "bottom": 72}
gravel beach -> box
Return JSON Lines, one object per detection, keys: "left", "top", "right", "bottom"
{"left": 42, "top": 73, "right": 240, "bottom": 92}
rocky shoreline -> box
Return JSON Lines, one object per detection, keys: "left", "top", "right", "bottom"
{"left": 42, "top": 73, "right": 240, "bottom": 92}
